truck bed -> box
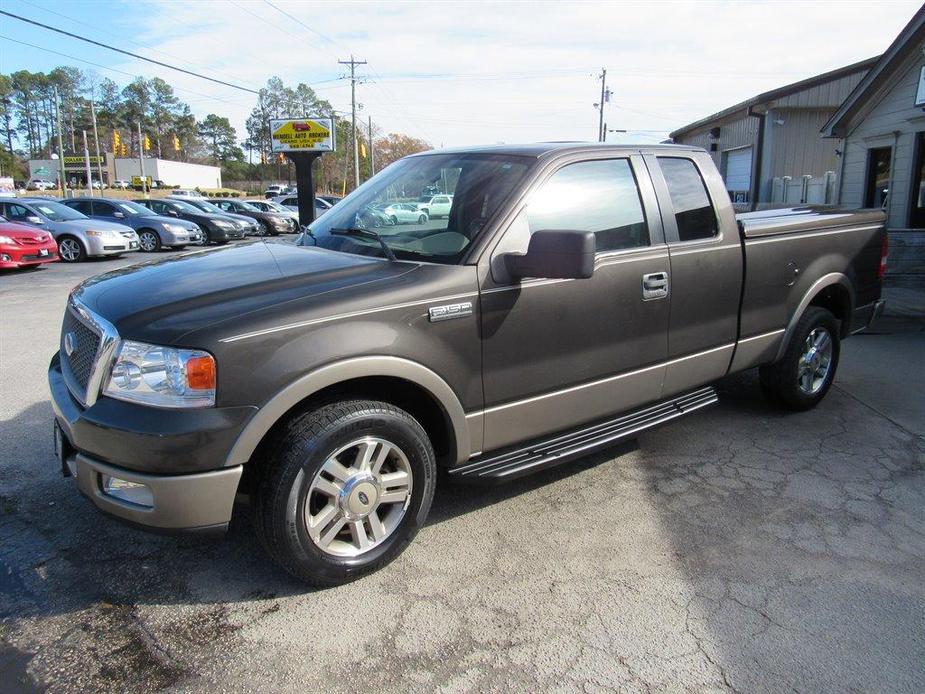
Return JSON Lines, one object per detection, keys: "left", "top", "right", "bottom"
{"left": 729, "top": 205, "right": 886, "bottom": 373}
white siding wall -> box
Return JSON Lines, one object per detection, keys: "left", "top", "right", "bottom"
{"left": 840, "top": 44, "right": 925, "bottom": 228}
{"left": 113, "top": 159, "right": 222, "bottom": 189}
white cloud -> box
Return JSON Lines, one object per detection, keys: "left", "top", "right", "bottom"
{"left": 115, "top": 0, "right": 922, "bottom": 148}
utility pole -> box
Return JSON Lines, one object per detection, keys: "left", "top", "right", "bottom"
{"left": 338, "top": 54, "right": 367, "bottom": 190}
{"left": 82, "top": 130, "right": 93, "bottom": 196}
{"left": 597, "top": 68, "right": 607, "bottom": 142}
{"left": 89, "top": 100, "right": 105, "bottom": 188}
{"left": 137, "top": 121, "right": 148, "bottom": 198}
{"left": 54, "top": 87, "right": 68, "bottom": 197}
{"left": 368, "top": 115, "right": 375, "bottom": 177}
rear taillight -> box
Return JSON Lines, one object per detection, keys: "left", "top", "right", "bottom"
{"left": 878, "top": 234, "right": 889, "bottom": 280}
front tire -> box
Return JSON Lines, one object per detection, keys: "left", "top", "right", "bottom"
{"left": 138, "top": 229, "right": 161, "bottom": 252}
{"left": 418, "top": 214, "right": 427, "bottom": 224}
{"left": 57, "top": 236, "right": 86, "bottom": 263}
{"left": 254, "top": 400, "right": 436, "bottom": 586}
{"left": 759, "top": 306, "right": 840, "bottom": 411}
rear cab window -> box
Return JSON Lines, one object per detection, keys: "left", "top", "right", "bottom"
{"left": 656, "top": 157, "right": 718, "bottom": 242}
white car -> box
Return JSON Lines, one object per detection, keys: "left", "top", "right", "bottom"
{"left": 273, "top": 195, "right": 330, "bottom": 218}
{"left": 27, "top": 179, "right": 55, "bottom": 191}
{"left": 112, "top": 180, "right": 130, "bottom": 190}
{"left": 170, "top": 189, "right": 204, "bottom": 199}
{"left": 375, "top": 202, "right": 429, "bottom": 225}
{"left": 415, "top": 194, "right": 453, "bottom": 218}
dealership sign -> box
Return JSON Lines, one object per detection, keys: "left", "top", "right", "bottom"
{"left": 270, "top": 118, "right": 335, "bottom": 153}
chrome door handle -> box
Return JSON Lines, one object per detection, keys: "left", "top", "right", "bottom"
{"left": 642, "top": 272, "right": 669, "bottom": 300}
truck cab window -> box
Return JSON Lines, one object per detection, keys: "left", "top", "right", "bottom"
{"left": 525, "top": 158, "right": 649, "bottom": 252}
{"left": 658, "top": 157, "right": 718, "bottom": 242}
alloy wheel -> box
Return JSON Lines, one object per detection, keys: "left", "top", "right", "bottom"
{"left": 59, "top": 238, "right": 81, "bottom": 262}
{"left": 304, "top": 437, "right": 413, "bottom": 557}
{"left": 798, "top": 327, "right": 833, "bottom": 395}
{"left": 139, "top": 231, "right": 158, "bottom": 252}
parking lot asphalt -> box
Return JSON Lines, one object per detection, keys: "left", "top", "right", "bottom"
{"left": 1, "top": 246, "right": 924, "bottom": 693}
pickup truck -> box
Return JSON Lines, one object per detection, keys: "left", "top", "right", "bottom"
{"left": 49, "top": 143, "right": 887, "bottom": 586}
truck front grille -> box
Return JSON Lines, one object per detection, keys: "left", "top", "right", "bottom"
{"left": 61, "top": 308, "right": 101, "bottom": 391}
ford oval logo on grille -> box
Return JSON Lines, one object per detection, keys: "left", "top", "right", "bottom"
{"left": 63, "top": 332, "right": 77, "bottom": 357}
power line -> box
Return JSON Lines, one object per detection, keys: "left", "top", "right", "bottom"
{"left": 0, "top": 35, "right": 255, "bottom": 108}
{"left": 16, "top": 0, "right": 264, "bottom": 90}
{"left": 262, "top": 0, "right": 344, "bottom": 52}
{"left": 0, "top": 9, "right": 260, "bottom": 95}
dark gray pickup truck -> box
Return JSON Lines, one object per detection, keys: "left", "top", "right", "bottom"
{"left": 50, "top": 143, "right": 887, "bottom": 585}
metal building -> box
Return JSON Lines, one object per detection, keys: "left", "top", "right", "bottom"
{"left": 823, "top": 5, "right": 925, "bottom": 288}
{"left": 671, "top": 59, "right": 876, "bottom": 210}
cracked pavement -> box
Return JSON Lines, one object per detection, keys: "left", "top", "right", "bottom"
{"left": 2, "top": 253, "right": 924, "bottom": 692}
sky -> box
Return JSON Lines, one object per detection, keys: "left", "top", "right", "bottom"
{"left": 0, "top": 0, "right": 922, "bottom": 149}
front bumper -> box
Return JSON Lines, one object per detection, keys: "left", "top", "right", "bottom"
{"left": 64, "top": 450, "right": 242, "bottom": 533}
{"left": 0, "top": 242, "right": 58, "bottom": 267}
{"left": 210, "top": 225, "right": 245, "bottom": 241}
{"left": 49, "top": 353, "right": 256, "bottom": 532}
{"left": 86, "top": 236, "right": 139, "bottom": 256}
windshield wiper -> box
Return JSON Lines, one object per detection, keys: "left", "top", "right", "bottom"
{"left": 329, "top": 227, "right": 397, "bottom": 262}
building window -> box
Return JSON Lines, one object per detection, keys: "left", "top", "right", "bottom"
{"left": 864, "top": 146, "right": 892, "bottom": 209}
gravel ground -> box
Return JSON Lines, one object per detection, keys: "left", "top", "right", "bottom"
{"left": 1, "top": 247, "right": 923, "bottom": 693}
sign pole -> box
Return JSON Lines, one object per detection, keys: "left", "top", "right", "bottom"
{"left": 137, "top": 121, "right": 148, "bottom": 198}
{"left": 83, "top": 130, "right": 93, "bottom": 196}
{"left": 90, "top": 100, "right": 105, "bottom": 188}
{"left": 286, "top": 152, "right": 323, "bottom": 227}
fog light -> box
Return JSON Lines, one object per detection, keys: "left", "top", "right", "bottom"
{"left": 101, "top": 475, "right": 153, "bottom": 507}
{"left": 0, "top": 254, "right": 10, "bottom": 262}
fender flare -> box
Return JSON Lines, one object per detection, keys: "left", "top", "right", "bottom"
{"left": 773, "top": 272, "right": 854, "bottom": 362}
{"left": 224, "top": 356, "right": 471, "bottom": 467}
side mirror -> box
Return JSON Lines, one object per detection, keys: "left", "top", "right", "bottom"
{"left": 169, "top": 210, "right": 179, "bottom": 217}
{"left": 504, "top": 229, "right": 596, "bottom": 281}
{"left": 113, "top": 211, "right": 125, "bottom": 218}
{"left": 26, "top": 215, "right": 43, "bottom": 224}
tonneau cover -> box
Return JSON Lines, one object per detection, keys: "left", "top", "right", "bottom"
{"left": 736, "top": 206, "right": 885, "bottom": 238}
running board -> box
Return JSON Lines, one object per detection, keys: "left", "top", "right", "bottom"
{"left": 449, "top": 386, "right": 718, "bottom": 485}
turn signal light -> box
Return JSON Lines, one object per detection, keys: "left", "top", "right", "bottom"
{"left": 186, "top": 355, "right": 216, "bottom": 390}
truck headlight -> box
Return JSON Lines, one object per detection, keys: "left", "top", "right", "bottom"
{"left": 104, "top": 340, "right": 216, "bottom": 408}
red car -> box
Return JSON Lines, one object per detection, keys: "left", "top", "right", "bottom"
{"left": 0, "top": 221, "right": 59, "bottom": 270}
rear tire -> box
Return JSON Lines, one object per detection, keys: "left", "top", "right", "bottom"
{"left": 253, "top": 400, "right": 436, "bottom": 586}
{"left": 759, "top": 306, "right": 840, "bottom": 411}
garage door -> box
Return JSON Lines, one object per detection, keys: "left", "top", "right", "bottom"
{"left": 724, "top": 147, "right": 752, "bottom": 192}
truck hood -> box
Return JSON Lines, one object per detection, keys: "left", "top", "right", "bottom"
{"left": 73, "top": 241, "right": 416, "bottom": 344}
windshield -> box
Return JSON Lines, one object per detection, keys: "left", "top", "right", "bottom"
{"left": 235, "top": 201, "right": 259, "bottom": 211}
{"left": 32, "top": 200, "right": 86, "bottom": 221}
{"left": 168, "top": 199, "right": 201, "bottom": 214}
{"left": 305, "top": 153, "right": 531, "bottom": 263}
{"left": 190, "top": 199, "right": 226, "bottom": 214}
{"left": 117, "top": 201, "right": 155, "bottom": 216}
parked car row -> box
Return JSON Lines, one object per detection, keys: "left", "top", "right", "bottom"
{"left": 0, "top": 191, "right": 308, "bottom": 271}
